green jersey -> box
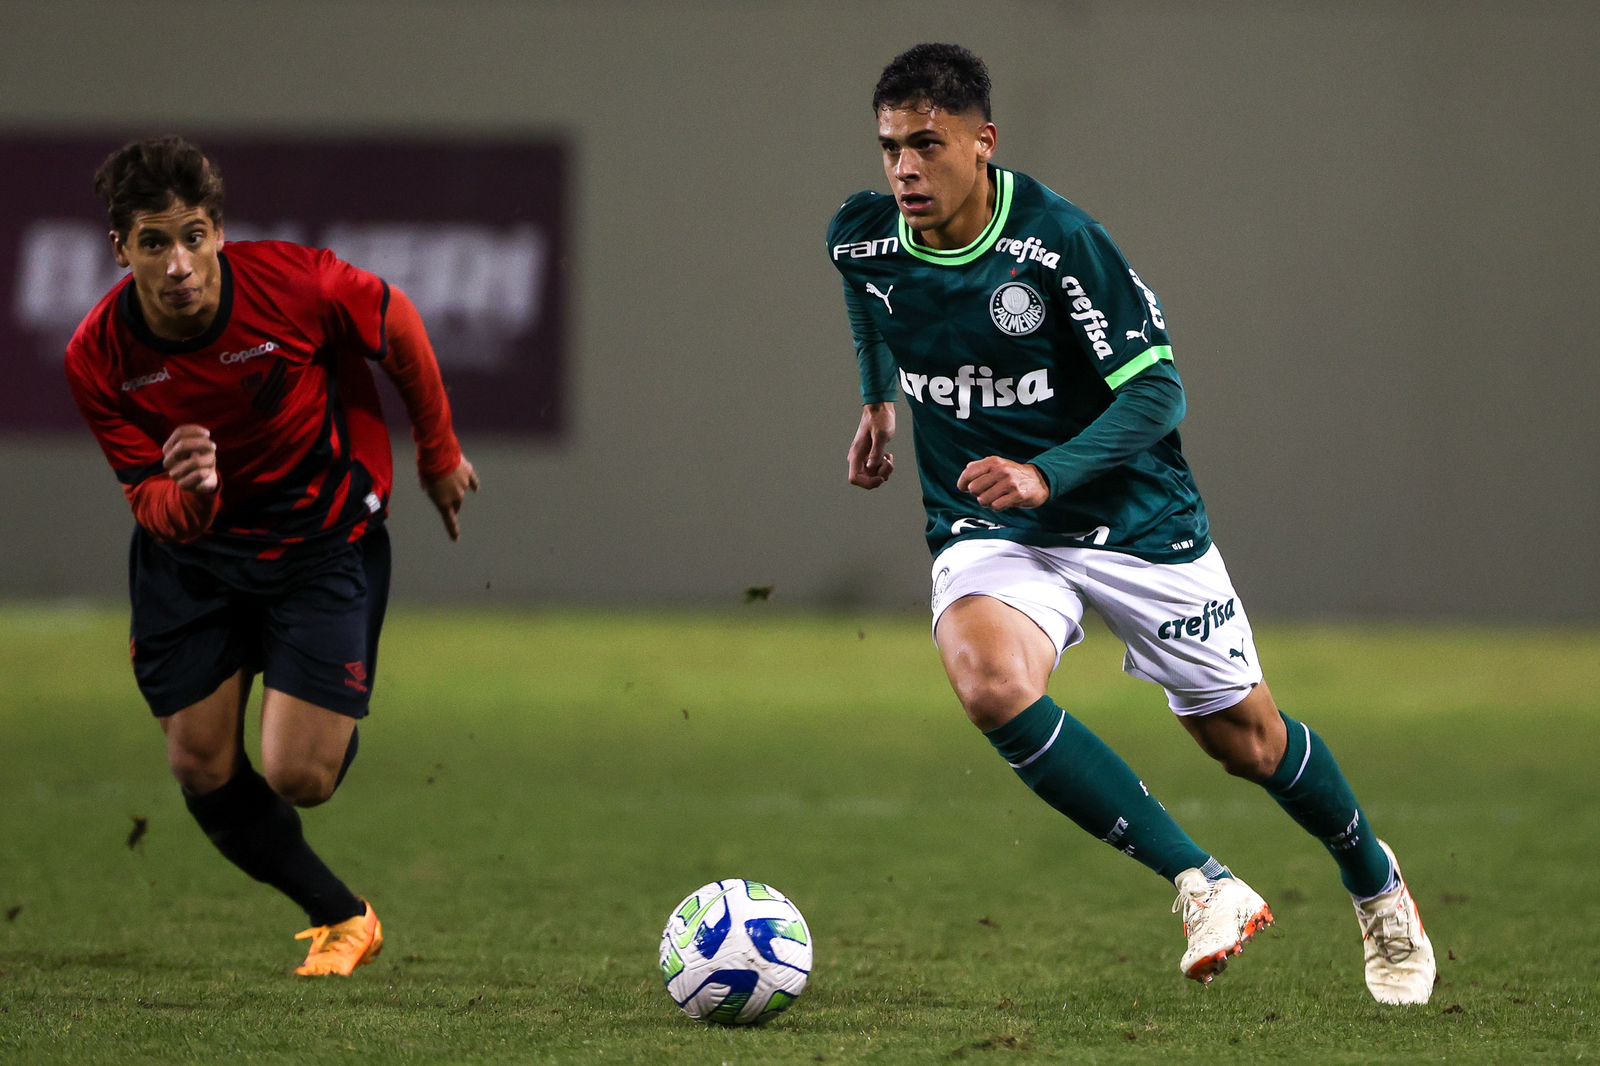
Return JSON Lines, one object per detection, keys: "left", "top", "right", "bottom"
{"left": 827, "top": 166, "right": 1210, "bottom": 563}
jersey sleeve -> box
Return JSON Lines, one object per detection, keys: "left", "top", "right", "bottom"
{"left": 1027, "top": 362, "right": 1186, "bottom": 499}
{"left": 1054, "top": 223, "right": 1176, "bottom": 389}
{"left": 64, "top": 340, "right": 165, "bottom": 486}
{"left": 316, "top": 249, "right": 391, "bottom": 359}
{"left": 828, "top": 192, "right": 899, "bottom": 404}
{"left": 841, "top": 278, "right": 899, "bottom": 404}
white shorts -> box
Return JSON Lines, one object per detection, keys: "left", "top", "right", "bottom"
{"left": 929, "top": 538, "right": 1264, "bottom": 716}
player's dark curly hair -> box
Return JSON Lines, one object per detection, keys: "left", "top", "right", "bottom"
{"left": 93, "top": 136, "right": 224, "bottom": 237}
{"left": 872, "top": 43, "right": 992, "bottom": 120}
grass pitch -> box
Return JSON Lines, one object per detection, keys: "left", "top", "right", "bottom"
{"left": 1, "top": 604, "right": 1597, "bottom": 1064}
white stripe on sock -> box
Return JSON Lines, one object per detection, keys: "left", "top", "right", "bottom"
{"left": 1009, "top": 710, "right": 1066, "bottom": 770}
{"left": 1285, "top": 722, "right": 1313, "bottom": 790}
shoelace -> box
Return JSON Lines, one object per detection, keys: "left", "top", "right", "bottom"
{"left": 1358, "top": 901, "right": 1416, "bottom": 963}
{"left": 1171, "top": 883, "right": 1216, "bottom": 934}
{"left": 294, "top": 925, "right": 340, "bottom": 955}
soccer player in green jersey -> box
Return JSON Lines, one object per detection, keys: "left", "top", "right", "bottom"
{"left": 828, "top": 44, "right": 1434, "bottom": 1003}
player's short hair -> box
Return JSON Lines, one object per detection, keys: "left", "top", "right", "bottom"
{"left": 93, "top": 136, "right": 224, "bottom": 237}
{"left": 873, "top": 43, "right": 992, "bottom": 120}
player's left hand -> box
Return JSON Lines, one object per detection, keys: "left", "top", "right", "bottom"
{"left": 425, "top": 456, "right": 479, "bottom": 541}
{"left": 957, "top": 457, "right": 1050, "bottom": 511}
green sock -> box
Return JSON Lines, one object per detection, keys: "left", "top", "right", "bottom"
{"left": 985, "top": 696, "right": 1220, "bottom": 883}
{"left": 1264, "top": 712, "right": 1394, "bottom": 898}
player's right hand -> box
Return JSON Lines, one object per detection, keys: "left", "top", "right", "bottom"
{"left": 847, "top": 402, "right": 896, "bottom": 490}
{"left": 425, "top": 456, "right": 480, "bottom": 541}
{"left": 163, "top": 424, "right": 220, "bottom": 495}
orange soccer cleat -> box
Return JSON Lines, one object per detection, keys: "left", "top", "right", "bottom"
{"left": 294, "top": 900, "right": 384, "bottom": 977}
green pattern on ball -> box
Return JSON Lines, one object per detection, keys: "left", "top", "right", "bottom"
{"left": 659, "top": 943, "right": 684, "bottom": 984}
{"left": 763, "top": 990, "right": 799, "bottom": 1017}
{"left": 706, "top": 989, "right": 753, "bottom": 1024}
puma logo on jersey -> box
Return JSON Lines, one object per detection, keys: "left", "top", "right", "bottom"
{"left": 866, "top": 283, "right": 894, "bottom": 314}
{"left": 898, "top": 365, "right": 1054, "bottom": 420}
{"left": 832, "top": 236, "right": 900, "bottom": 260}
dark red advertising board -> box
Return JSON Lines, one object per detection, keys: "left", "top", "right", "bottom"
{"left": 1, "top": 135, "right": 567, "bottom": 437}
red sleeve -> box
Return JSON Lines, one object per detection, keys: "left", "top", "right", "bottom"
{"left": 64, "top": 338, "right": 164, "bottom": 486}
{"left": 123, "top": 478, "right": 220, "bottom": 543}
{"left": 380, "top": 287, "right": 463, "bottom": 482}
{"left": 317, "top": 249, "right": 390, "bottom": 358}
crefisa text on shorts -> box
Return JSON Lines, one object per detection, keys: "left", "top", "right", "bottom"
{"left": 1156, "top": 598, "right": 1237, "bottom": 642}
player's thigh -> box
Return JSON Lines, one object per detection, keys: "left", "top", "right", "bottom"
{"left": 1075, "top": 543, "right": 1263, "bottom": 717}
{"left": 257, "top": 530, "right": 388, "bottom": 802}
{"left": 159, "top": 669, "right": 252, "bottom": 793}
{"left": 930, "top": 539, "right": 1081, "bottom": 726}
{"left": 259, "top": 688, "right": 357, "bottom": 805}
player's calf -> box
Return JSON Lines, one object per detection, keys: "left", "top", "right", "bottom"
{"left": 1180, "top": 684, "right": 1287, "bottom": 781}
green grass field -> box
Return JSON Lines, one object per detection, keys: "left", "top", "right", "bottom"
{"left": 2, "top": 604, "right": 1597, "bottom": 1064}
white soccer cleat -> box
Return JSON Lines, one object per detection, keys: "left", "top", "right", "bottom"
{"left": 1172, "top": 869, "right": 1275, "bottom": 984}
{"left": 1353, "top": 840, "right": 1436, "bottom": 1005}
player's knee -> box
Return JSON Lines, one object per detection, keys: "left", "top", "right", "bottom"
{"left": 261, "top": 761, "right": 338, "bottom": 808}
{"left": 167, "top": 743, "right": 235, "bottom": 795}
{"left": 951, "top": 664, "right": 1044, "bottom": 732}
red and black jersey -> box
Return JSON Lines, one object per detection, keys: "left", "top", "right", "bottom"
{"left": 66, "top": 241, "right": 395, "bottom": 560}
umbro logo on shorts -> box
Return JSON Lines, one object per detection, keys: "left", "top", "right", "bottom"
{"left": 343, "top": 661, "right": 369, "bottom": 694}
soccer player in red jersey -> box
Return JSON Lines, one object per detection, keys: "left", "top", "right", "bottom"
{"left": 65, "top": 137, "right": 479, "bottom": 976}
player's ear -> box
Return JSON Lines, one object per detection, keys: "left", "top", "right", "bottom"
{"left": 215, "top": 221, "right": 225, "bottom": 250}
{"left": 975, "top": 122, "right": 998, "bottom": 163}
{"left": 109, "top": 230, "right": 130, "bottom": 269}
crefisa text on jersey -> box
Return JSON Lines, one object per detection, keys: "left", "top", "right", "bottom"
{"left": 993, "top": 235, "right": 1061, "bottom": 268}
{"left": 898, "top": 364, "right": 1054, "bottom": 420}
{"left": 1060, "top": 277, "right": 1113, "bottom": 360}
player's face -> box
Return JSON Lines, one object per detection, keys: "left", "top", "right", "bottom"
{"left": 878, "top": 102, "right": 997, "bottom": 250}
{"left": 112, "top": 202, "right": 226, "bottom": 340}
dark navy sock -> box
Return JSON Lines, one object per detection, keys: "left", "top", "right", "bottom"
{"left": 184, "top": 758, "right": 363, "bottom": 926}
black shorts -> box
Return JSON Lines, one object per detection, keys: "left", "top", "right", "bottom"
{"left": 128, "top": 525, "right": 391, "bottom": 718}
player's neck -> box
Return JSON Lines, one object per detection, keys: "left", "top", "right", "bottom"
{"left": 920, "top": 168, "right": 997, "bottom": 251}
{"left": 134, "top": 282, "right": 222, "bottom": 342}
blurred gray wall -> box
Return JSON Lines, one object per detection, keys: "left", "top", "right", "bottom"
{"left": 2, "top": 1, "right": 1596, "bottom": 620}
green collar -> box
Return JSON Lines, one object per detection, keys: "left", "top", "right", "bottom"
{"left": 897, "top": 167, "right": 1013, "bottom": 267}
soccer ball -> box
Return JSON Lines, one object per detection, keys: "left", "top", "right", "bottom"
{"left": 659, "top": 879, "right": 812, "bottom": 1025}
